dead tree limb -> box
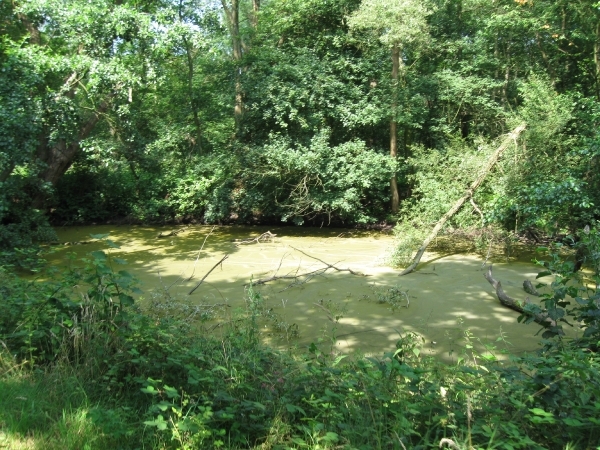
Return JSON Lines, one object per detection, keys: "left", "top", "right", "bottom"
{"left": 399, "top": 123, "right": 526, "bottom": 276}
{"left": 188, "top": 254, "right": 229, "bottom": 295}
{"left": 157, "top": 226, "right": 189, "bottom": 238}
{"left": 290, "top": 246, "right": 366, "bottom": 276}
{"left": 523, "top": 280, "right": 541, "bottom": 296}
{"left": 247, "top": 247, "right": 366, "bottom": 287}
{"left": 483, "top": 265, "right": 560, "bottom": 331}
{"left": 185, "top": 226, "right": 216, "bottom": 282}
{"left": 235, "top": 231, "right": 277, "bottom": 245}
{"left": 247, "top": 266, "right": 329, "bottom": 287}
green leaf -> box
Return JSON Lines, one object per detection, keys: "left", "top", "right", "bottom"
{"left": 163, "top": 385, "right": 180, "bottom": 399}
{"left": 106, "top": 239, "right": 120, "bottom": 249}
{"left": 332, "top": 355, "right": 347, "bottom": 366}
{"left": 536, "top": 271, "right": 552, "bottom": 279}
{"left": 144, "top": 415, "right": 168, "bottom": 430}
{"left": 91, "top": 250, "right": 107, "bottom": 261}
{"left": 141, "top": 386, "right": 158, "bottom": 395}
{"left": 119, "top": 294, "right": 135, "bottom": 307}
{"left": 156, "top": 401, "right": 172, "bottom": 411}
{"left": 563, "top": 418, "right": 585, "bottom": 427}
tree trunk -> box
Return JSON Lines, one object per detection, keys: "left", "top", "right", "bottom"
{"left": 595, "top": 20, "right": 600, "bottom": 100}
{"left": 179, "top": 0, "right": 202, "bottom": 153}
{"left": 252, "top": 0, "right": 260, "bottom": 29}
{"left": 390, "top": 43, "right": 401, "bottom": 213}
{"left": 32, "top": 99, "right": 112, "bottom": 208}
{"left": 398, "top": 123, "right": 526, "bottom": 276}
{"left": 221, "top": 0, "right": 244, "bottom": 138}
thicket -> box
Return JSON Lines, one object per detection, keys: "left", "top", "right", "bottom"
{"left": 3, "top": 0, "right": 600, "bottom": 265}
{"left": 1, "top": 232, "right": 600, "bottom": 449}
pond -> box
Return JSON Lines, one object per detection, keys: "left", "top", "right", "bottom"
{"left": 48, "top": 224, "right": 552, "bottom": 361}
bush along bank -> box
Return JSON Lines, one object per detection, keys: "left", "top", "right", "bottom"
{"left": 1, "top": 233, "right": 600, "bottom": 449}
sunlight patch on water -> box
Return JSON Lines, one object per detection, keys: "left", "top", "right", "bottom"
{"left": 49, "top": 224, "right": 552, "bottom": 361}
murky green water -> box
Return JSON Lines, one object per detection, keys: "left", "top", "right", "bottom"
{"left": 48, "top": 224, "right": 554, "bottom": 361}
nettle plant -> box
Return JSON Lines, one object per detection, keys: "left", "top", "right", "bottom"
{"left": 521, "top": 225, "right": 600, "bottom": 346}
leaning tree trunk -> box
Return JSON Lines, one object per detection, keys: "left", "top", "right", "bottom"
{"left": 399, "top": 123, "right": 526, "bottom": 276}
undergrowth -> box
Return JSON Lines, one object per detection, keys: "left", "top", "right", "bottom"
{"left": 1, "top": 232, "right": 600, "bottom": 449}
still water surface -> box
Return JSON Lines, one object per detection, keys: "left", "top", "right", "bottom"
{"left": 50, "top": 225, "right": 548, "bottom": 361}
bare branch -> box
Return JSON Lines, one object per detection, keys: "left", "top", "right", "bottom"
{"left": 188, "top": 254, "right": 229, "bottom": 295}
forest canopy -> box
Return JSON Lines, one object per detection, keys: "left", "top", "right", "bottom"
{"left": 2, "top": 0, "right": 600, "bottom": 262}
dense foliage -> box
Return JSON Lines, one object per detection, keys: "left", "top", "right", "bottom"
{"left": 1, "top": 0, "right": 600, "bottom": 257}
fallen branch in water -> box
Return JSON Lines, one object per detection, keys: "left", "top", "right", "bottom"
{"left": 290, "top": 246, "right": 366, "bottom": 276}
{"left": 523, "top": 279, "right": 541, "bottom": 296}
{"left": 235, "top": 231, "right": 277, "bottom": 245}
{"left": 247, "top": 266, "right": 329, "bottom": 287}
{"left": 157, "top": 226, "right": 189, "bottom": 238}
{"left": 247, "top": 247, "right": 366, "bottom": 288}
{"left": 188, "top": 254, "right": 229, "bottom": 295}
{"left": 483, "top": 265, "right": 560, "bottom": 332}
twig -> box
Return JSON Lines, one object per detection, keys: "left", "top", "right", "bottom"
{"left": 247, "top": 265, "right": 328, "bottom": 288}
{"left": 470, "top": 196, "right": 484, "bottom": 224}
{"left": 313, "top": 302, "right": 334, "bottom": 322}
{"left": 185, "top": 226, "right": 216, "bottom": 281}
{"left": 482, "top": 235, "right": 494, "bottom": 268}
{"left": 393, "top": 432, "right": 408, "bottom": 450}
{"left": 247, "top": 248, "right": 366, "bottom": 289}
{"left": 401, "top": 290, "right": 410, "bottom": 308}
{"left": 290, "top": 246, "right": 366, "bottom": 276}
{"left": 188, "top": 254, "right": 229, "bottom": 295}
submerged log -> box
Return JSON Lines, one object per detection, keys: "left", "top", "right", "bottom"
{"left": 399, "top": 123, "right": 526, "bottom": 276}
{"left": 483, "top": 265, "right": 561, "bottom": 332}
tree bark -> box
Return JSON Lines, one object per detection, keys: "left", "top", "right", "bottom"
{"left": 483, "top": 265, "right": 561, "bottom": 332}
{"left": 595, "top": 20, "right": 600, "bottom": 100}
{"left": 39, "top": 99, "right": 111, "bottom": 185}
{"left": 390, "top": 43, "right": 401, "bottom": 213}
{"left": 398, "top": 123, "right": 526, "bottom": 276}
{"left": 179, "top": 0, "right": 202, "bottom": 153}
{"left": 221, "top": 0, "right": 244, "bottom": 138}
{"left": 252, "top": 0, "right": 260, "bottom": 29}
{"left": 32, "top": 98, "right": 113, "bottom": 209}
